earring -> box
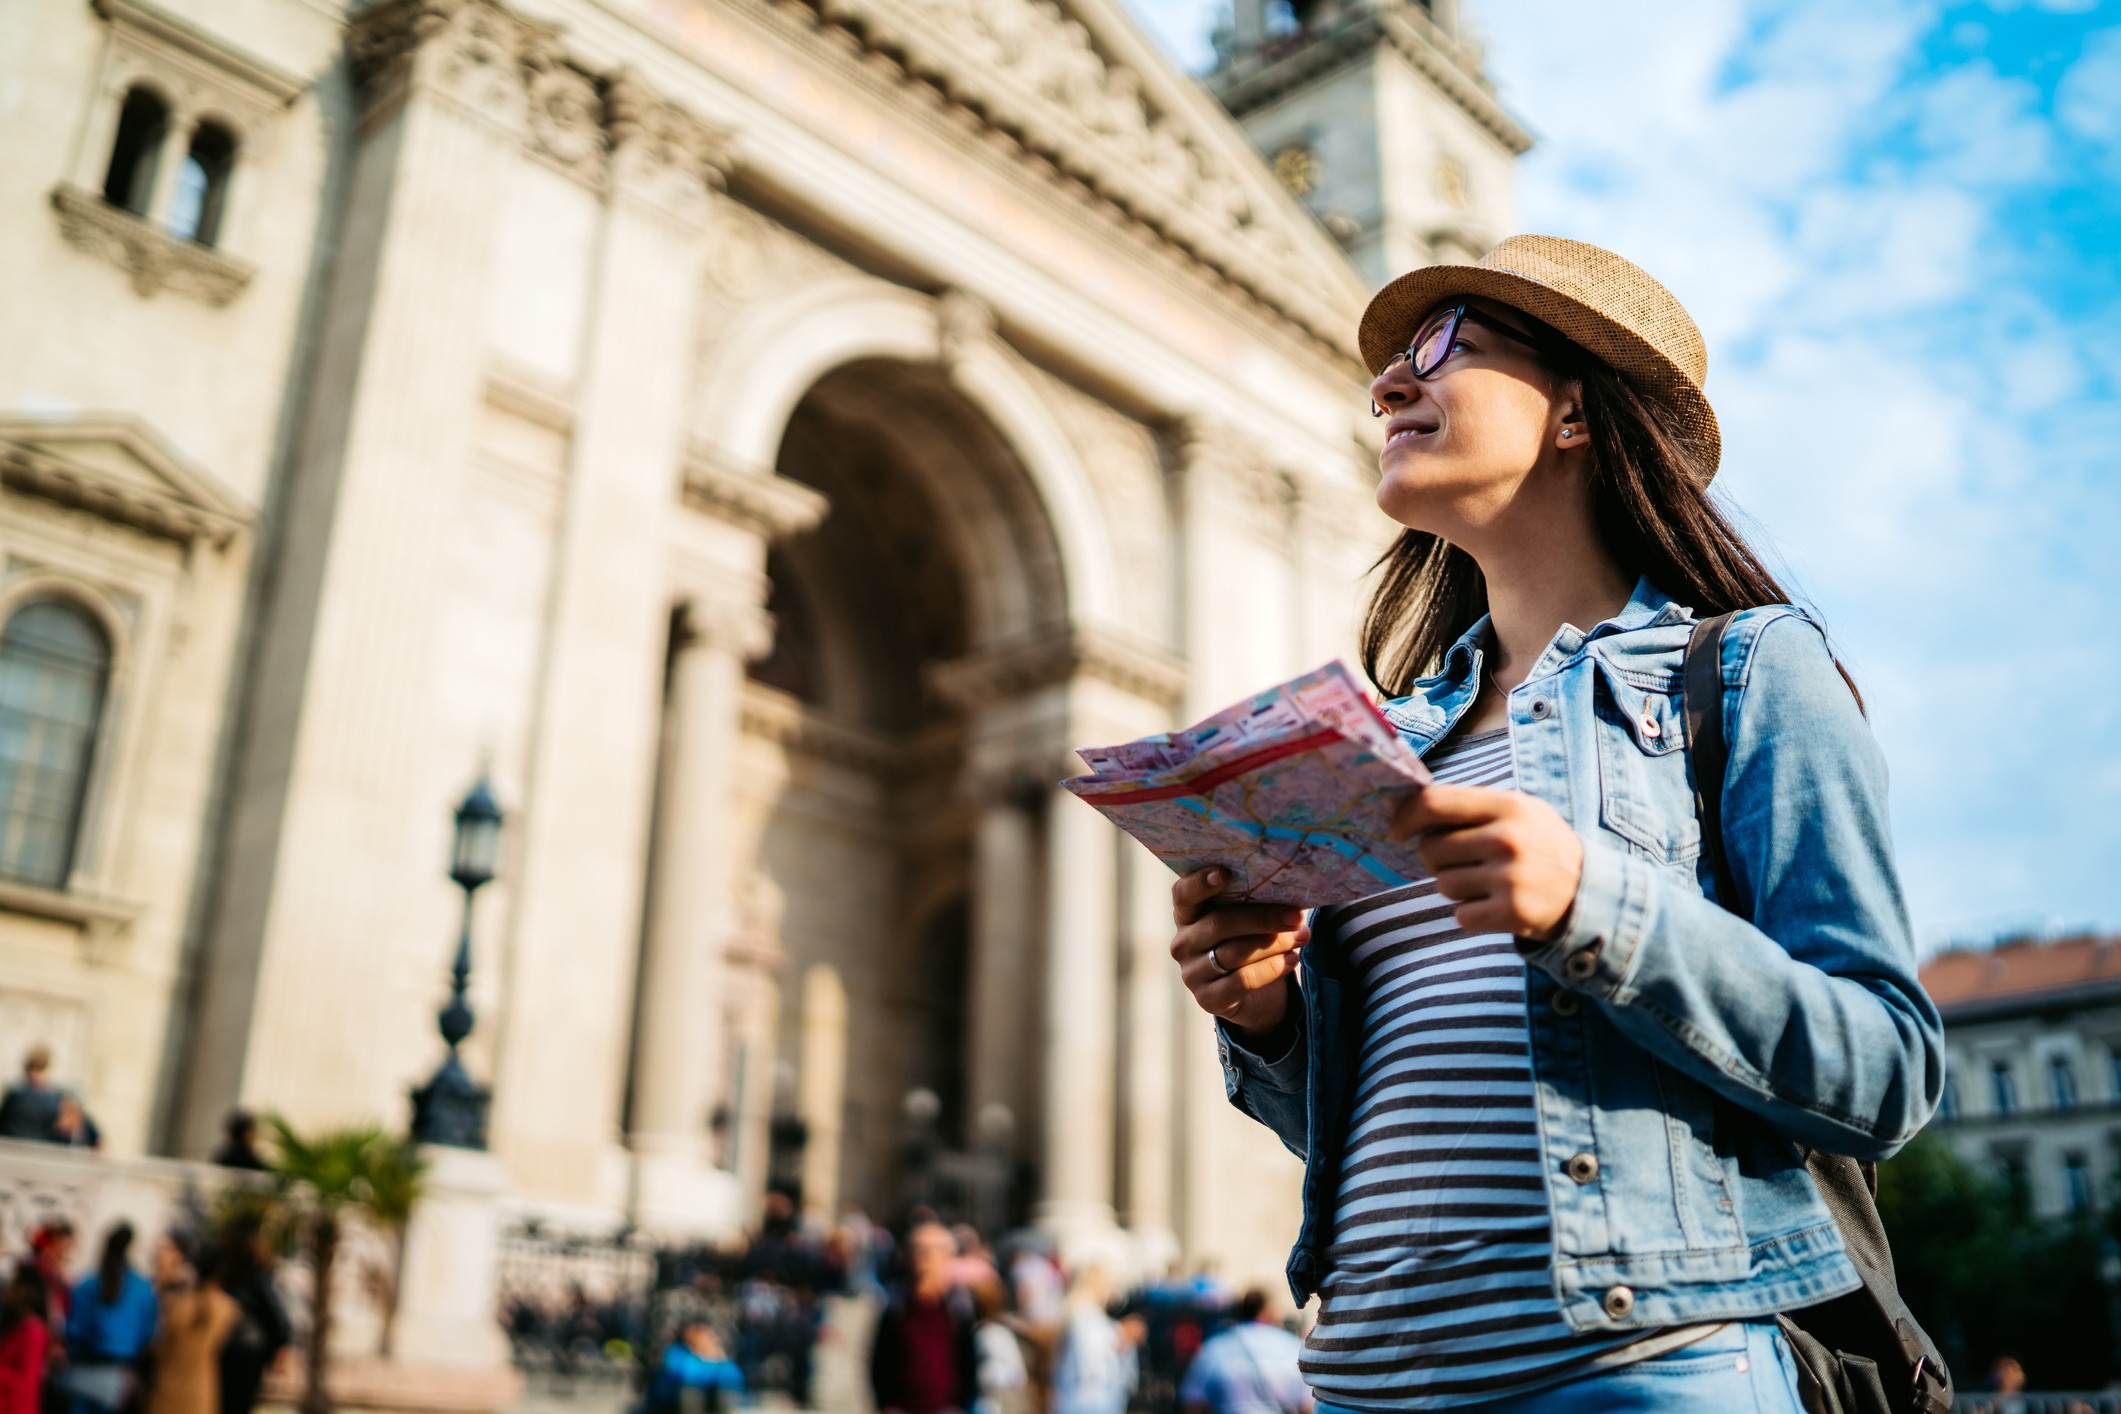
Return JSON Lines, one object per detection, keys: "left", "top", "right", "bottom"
{"left": 1561, "top": 429, "right": 1573, "bottom": 439}
{"left": 1371, "top": 402, "right": 1386, "bottom": 418}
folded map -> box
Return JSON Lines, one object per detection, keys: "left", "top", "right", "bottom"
{"left": 1063, "top": 661, "right": 1433, "bottom": 906}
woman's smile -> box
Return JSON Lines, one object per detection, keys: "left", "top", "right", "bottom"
{"left": 1383, "top": 413, "right": 1440, "bottom": 451}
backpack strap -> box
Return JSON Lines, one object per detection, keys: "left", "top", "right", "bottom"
{"left": 1683, "top": 613, "right": 1741, "bottom": 911}
{"left": 1680, "top": 613, "right": 1955, "bottom": 1414}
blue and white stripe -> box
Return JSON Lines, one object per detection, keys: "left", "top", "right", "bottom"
{"left": 1299, "top": 729, "right": 1690, "bottom": 1409}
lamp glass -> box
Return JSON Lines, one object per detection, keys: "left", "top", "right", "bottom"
{"left": 451, "top": 778, "right": 503, "bottom": 888}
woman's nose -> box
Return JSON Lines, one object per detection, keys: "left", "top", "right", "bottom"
{"left": 1370, "top": 363, "right": 1418, "bottom": 417}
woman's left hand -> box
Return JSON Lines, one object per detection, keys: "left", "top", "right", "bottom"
{"left": 1387, "top": 783, "right": 1584, "bottom": 942}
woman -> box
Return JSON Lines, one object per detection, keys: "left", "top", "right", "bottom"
{"left": 146, "top": 1237, "right": 236, "bottom": 1414}
{"left": 0, "top": 1268, "right": 49, "bottom": 1414}
{"left": 64, "top": 1223, "right": 158, "bottom": 1413}
{"left": 1171, "top": 237, "right": 1942, "bottom": 1412}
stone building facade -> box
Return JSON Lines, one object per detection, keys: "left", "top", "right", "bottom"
{"left": 0, "top": 0, "right": 1520, "bottom": 1286}
{"left": 1923, "top": 936, "right": 2121, "bottom": 1221}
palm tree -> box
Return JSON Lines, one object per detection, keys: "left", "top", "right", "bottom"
{"left": 265, "top": 1118, "right": 427, "bottom": 1414}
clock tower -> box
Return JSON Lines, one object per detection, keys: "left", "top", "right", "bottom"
{"left": 1210, "top": 0, "right": 1533, "bottom": 286}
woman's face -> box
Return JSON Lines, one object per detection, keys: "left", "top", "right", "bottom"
{"left": 1368, "top": 300, "right": 1581, "bottom": 542}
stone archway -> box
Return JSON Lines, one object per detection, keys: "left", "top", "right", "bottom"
{"left": 730, "top": 355, "right": 1072, "bottom": 1226}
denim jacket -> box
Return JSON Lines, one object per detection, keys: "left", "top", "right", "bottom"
{"left": 1216, "top": 578, "right": 1944, "bottom": 1332}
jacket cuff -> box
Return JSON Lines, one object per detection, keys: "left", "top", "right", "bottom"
{"left": 1216, "top": 1009, "right": 1306, "bottom": 1096}
{"left": 1518, "top": 834, "right": 1651, "bottom": 1000}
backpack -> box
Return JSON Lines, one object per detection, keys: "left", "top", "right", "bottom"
{"left": 1683, "top": 613, "right": 1955, "bottom": 1414}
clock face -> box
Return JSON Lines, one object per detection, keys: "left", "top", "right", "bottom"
{"left": 1436, "top": 153, "right": 1471, "bottom": 210}
{"left": 1273, "top": 143, "right": 1323, "bottom": 197}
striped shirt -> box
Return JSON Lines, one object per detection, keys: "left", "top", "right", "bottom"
{"left": 1300, "top": 729, "right": 1703, "bottom": 1409}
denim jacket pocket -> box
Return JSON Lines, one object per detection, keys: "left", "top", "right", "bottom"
{"left": 1592, "top": 660, "right": 1703, "bottom": 865}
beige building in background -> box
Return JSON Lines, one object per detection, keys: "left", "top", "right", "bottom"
{"left": 0, "top": 0, "right": 1520, "bottom": 1287}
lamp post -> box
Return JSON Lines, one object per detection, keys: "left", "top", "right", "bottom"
{"left": 411, "top": 776, "right": 503, "bottom": 1149}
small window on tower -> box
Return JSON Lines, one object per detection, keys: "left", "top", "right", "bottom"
{"left": 102, "top": 86, "right": 170, "bottom": 216}
{"left": 166, "top": 122, "right": 237, "bottom": 247}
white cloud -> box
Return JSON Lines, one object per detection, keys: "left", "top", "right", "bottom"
{"left": 2056, "top": 25, "right": 2121, "bottom": 147}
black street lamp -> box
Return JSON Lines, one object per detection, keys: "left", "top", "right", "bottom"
{"left": 411, "top": 776, "right": 503, "bottom": 1149}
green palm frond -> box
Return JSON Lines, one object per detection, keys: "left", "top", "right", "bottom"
{"left": 262, "top": 1115, "right": 428, "bottom": 1224}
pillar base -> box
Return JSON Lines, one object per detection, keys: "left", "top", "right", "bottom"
{"left": 630, "top": 1136, "right": 745, "bottom": 1240}
{"left": 391, "top": 1146, "right": 512, "bottom": 1372}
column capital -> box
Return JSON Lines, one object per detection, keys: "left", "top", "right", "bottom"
{"left": 349, "top": 0, "right": 536, "bottom": 135}
{"left": 928, "top": 624, "right": 1185, "bottom": 710}
{"left": 683, "top": 595, "right": 775, "bottom": 661}
{"left": 681, "top": 443, "right": 828, "bottom": 540}
{"left": 606, "top": 70, "right": 734, "bottom": 223}
{"left": 1175, "top": 415, "right": 1299, "bottom": 523}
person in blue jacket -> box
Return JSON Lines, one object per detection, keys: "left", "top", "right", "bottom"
{"left": 63, "top": 1223, "right": 157, "bottom": 1412}
{"left": 647, "top": 1319, "right": 745, "bottom": 1413}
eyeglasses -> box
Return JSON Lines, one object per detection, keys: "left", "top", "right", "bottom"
{"left": 1370, "top": 304, "right": 1568, "bottom": 416}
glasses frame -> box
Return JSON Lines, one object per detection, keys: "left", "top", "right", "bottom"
{"left": 1370, "top": 303, "right": 1571, "bottom": 417}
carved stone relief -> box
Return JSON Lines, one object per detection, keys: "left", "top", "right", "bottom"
{"left": 698, "top": 194, "right": 854, "bottom": 320}
{"left": 520, "top": 40, "right": 606, "bottom": 187}
{"left": 797, "top": 0, "right": 1354, "bottom": 343}
{"left": 49, "top": 187, "right": 255, "bottom": 306}
{"left": 348, "top": 0, "right": 730, "bottom": 212}
{"left": 350, "top": 0, "right": 534, "bottom": 134}
{"left": 607, "top": 72, "right": 734, "bottom": 222}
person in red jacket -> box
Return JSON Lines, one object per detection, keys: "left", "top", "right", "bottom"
{"left": 0, "top": 1266, "right": 51, "bottom": 1414}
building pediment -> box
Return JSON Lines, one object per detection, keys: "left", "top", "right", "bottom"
{"left": 786, "top": 0, "right": 1370, "bottom": 348}
{"left": 0, "top": 414, "right": 252, "bottom": 549}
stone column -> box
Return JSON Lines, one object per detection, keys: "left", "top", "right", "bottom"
{"left": 1036, "top": 771, "right": 1120, "bottom": 1249}
{"left": 628, "top": 599, "right": 767, "bottom": 1234}
{"left": 1119, "top": 845, "right": 1179, "bottom": 1270}
{"left": 490, "top": 75, "right": 730, "bottom": 1201}
{"left": 177, "top": 0, "right": 539, "bottom": 1147}
{"left": 797, "top": 963, "right": 850, "bottom": 1218}
{"left": 965, "top": 774, "right": 1041, "bottom": 1148}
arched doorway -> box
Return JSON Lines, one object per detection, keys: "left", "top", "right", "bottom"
{"left": 730, "top": 356, "right": 1066, "bottom": 1225}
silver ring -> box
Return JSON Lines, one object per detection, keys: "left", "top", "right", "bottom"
{"left": 1207, "top": 944, "right": 1234, "bottom": 977}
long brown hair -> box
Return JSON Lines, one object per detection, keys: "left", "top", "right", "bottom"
{"left": 1358, "top": 349, "right": 1857, "bottom": 705}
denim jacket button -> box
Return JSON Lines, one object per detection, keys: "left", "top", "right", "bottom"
{"left": 1530, "top": 698, "right": 1553, "bottom": 720}
{"left": 1550, "top": 991, "right": 1581, "bottom": 1017}
{"left": 1564, "top": 948, "right": 1599, "bottom": 980}
{"left": 1639, "top": 714, "right": 1661, "bottom": 738}
{"left": 1601, "top": 1286, "right": 1636, "bottom": 1320}
{"left": 1566, "top": 1152, "right": 1600, "bottom": 1184}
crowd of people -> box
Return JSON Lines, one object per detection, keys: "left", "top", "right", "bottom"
{"left": 0, "top": 1213, "right": 290, "bottom": 1414}
{"left": 503, "top": 1197, "right": 1303, "bottom": 1414}
{"left": 863, "top": 1213, "right": 1306, "bottom": 1414}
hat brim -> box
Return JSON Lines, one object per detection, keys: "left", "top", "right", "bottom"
{"left": 1359, "top": 264, "right": 1723, "bottom": 479}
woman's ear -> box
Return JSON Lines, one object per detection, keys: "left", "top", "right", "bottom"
{"left": 1556, "top": 396, "right": 1588, "bottom": 451}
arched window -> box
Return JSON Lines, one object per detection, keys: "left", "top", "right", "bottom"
{"left": 0, "top": 600, "right": 112, "bottom": 889}
{"left": 166, "top": 122, "right": 237, "bottom": 246}
{"left": 102, "top": 87, "right": 170, "bottom": 217}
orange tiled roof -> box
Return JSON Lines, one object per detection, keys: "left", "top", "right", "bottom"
{"left": 1919, "top": 935, "right": 2121, "bottom": 1011}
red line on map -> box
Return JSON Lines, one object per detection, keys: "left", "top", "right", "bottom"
{"left": 1080, "top": 727, "right": 1349, "bottom": 804}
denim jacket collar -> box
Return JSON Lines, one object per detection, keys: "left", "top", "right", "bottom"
{"left": 1379, "top": 576, "right": 1694, "bottom": 751}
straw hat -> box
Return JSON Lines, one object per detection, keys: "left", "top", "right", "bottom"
{"left": 1359, "top": 235, "right": 1722, "bottom": 478}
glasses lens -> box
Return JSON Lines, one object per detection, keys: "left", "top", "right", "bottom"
{"left": 1409, "top": 307, "right": 1462, "bottom": 377}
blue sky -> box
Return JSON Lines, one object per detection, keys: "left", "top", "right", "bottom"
{"left": 1125, "top": 0, "right": 2121, "bottom": 951}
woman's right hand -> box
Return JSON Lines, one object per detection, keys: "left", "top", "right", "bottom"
{"left": 1170, "top": 868, "right": 1309, "bottom": 1036}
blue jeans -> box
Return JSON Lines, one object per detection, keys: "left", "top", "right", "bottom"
{"left": 1316, "top": 1322, "right": 1807, "bottom": 1413}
